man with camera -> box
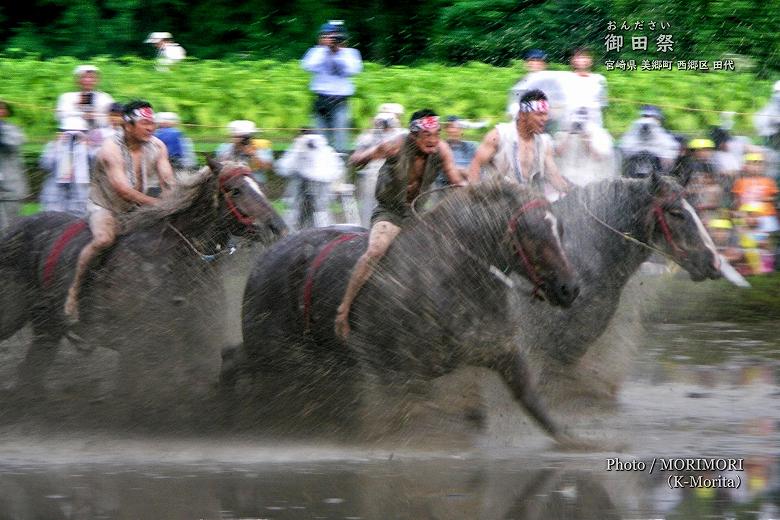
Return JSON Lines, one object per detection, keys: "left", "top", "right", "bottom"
{"left": 0, "top": 100, "right": 28, "bottom": 227}
{"left": 55, "top": 65, "right": 115, "bottom": 132}
{"left": 554, "top": 107, "right": 615, "bottom": 186}
{"left": 302, "top": 21, "right": 363, "bottom": 153}
{"left": 216, "top": 120, "right": 273, "bottom": 187}
{"left": 619, "top": 105, "right": 680, "bottom": 178}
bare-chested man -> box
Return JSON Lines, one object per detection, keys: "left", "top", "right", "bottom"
{"left": 64, "top": 100, "right": 175, "bottom": 323}
{"left": 468, "top": 89, "right": 571, "bottom": 197}
{"left": 335, "top": 109, "right": 467, "bottom": 339}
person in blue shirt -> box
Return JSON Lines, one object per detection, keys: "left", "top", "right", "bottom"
{"left": 154, "top": 112, "right": 195, "bottom": 170}
{"left": 302, "top": 21, "right": 363, "bottom": 153}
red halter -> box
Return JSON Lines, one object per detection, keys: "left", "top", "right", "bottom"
{"left": 652, "top": 195, "right": 687, "bottom": 259}
{"left": 505, "top": 198, "right": 550, "bottom": 298}
{"left": 218, "top": 167, "right": 256, "bottom": 228}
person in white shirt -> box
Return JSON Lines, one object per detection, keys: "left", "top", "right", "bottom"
{"left": 55, "top": 65, "right": 114, "bottom": 131}
{"left": 301, "top": 21, "right": 363, "bottom": 153}
{"left": 145, "top": 32, "right": 187, "bottom": 71}
{"left": 507, "top": 49, "right": 548, "bottom": 119}
{"left": 566, "top": 47, "right": 608, "bottom": 127}
{"left": 39, "top": 117, "right": 94, "bottom": 217}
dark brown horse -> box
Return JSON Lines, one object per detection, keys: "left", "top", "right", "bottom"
{"left": 0, "top": 160, "right": 286, "bottom": 421}
{"left": 225, "top": 180, "right": 580, "bottom": 442}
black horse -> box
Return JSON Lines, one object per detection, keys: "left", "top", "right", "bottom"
{"left": 226, "top": 180, "right": 580, "bottom": 441}
{"left": 515, "top": 174, "right": 721, "bottom": 399}
{"left": 0, "top": 160, "right": 286, "bottom": 420}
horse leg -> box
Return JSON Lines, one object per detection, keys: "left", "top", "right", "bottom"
{"left": 488, "top": 351, "right": 566, "bottom": 442}
{"left": 16, "top": 322, "right": 63, "bottom": 398}
{"left": 0, "top": 270, "right": 30, "bottom": 341}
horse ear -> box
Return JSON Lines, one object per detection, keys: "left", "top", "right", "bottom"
{"left": 206, "top": 156, "right": 223, "bottom": 176}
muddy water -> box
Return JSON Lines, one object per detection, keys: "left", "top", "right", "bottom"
{"left": 0, "top": 319, "right": 777, "bottom": 519}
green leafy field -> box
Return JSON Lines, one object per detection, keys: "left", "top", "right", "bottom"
{"left": 1, "top": 56, "right": 774, "bottom": 145}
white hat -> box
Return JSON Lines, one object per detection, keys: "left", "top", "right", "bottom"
{"left": 155, "top": 111, "right": 180, "bottom": 124}
{"left": 145, "top": 32, "right": 173, "bottom": 43}
{"left": 378, "top": 103, "right": 404, "bottom": 116}
{"left": 227, "top": 120, "right": 257, "bottom": 136}
{"left": 73, "top": 64, "right": 99, "bottom": 76}
{"left": 774, "top": 80, "right": 780, "bottom": 92}
{"left": 59, "top": 116, "right": 89, "bottom": 132}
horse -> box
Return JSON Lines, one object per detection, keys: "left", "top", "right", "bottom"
{"left": 0, "top": 159, "right": 286, "bottom": 423}
{"left": 225, "top": 180, "right": 580, "bottom": 442}
{"left": 514, "top": 173, "right": 721, "bottom": 403}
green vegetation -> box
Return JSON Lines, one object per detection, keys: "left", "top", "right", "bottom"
{"left": 2, "top": 0, "right": 779, "bottom": 73}
{"left": 649, "top": 273, "right": 780, "bottom": 323}
{"left": 1, "top": 57, "right": 775, "bottom": 145}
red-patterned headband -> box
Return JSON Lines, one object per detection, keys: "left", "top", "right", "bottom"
{"left": 124, "top": 107, "right": 155, "bottom": 123}
{"left": 518, "top": 100, "right": 549, "bottom": 113}
{"left": 409, "top": 115, "right": 440, "bottom": 133}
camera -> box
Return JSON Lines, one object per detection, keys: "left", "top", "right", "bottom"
{"left": 80, "top": 92, "right": 95, "bottom": 106}
{"left": 240, "top": 135, "right": 253, "bottom": 146}
{"left": 571, "top": 121, "right": 583, "bottom": 133}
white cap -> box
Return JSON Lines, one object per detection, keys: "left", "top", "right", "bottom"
{"left": 73, "top": 64, "right": 99, "bottom": 76}
{"left": 227, "top": 120, "right": 257, "bottom": 136}
{"left": 155, "top": 111, "right": 180, "bottom": 124}
{"left": 145, "top": 32, "right": 173, "bottom": 43}
{"left": 378, "top": 103, "right": 404, "bottom": 116}
{"left": 774, "top": 80, "right": 780, "bottom": 92}
{"left": 59, "top": 116, "right": 89, "bottom": 132}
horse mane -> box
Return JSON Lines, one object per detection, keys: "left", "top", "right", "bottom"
{"left": 423, "top": 179, "right": 536, "bottom": 228}
{"left": 120, "top": 165, "right": 217, "bottom": 231}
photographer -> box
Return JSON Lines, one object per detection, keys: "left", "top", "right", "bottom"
{"left": 554, "top": 107, "right": 615, "bottom": 186}
{"left": 39, "top": 117, "right": 93, "bottom": 217}
{"left": 302, "top": 21, "right": 363, "bottom": 153}
{"left": 754, "top": 81, "right": 780, "bottom": 177}
{"left": 216, "top": 120, "right": 273, "bottom": 187}
{"left": 619, "top": 105, "right": 679, "bottom": 178}
{"left": 55, "top": 65, "right": 114, "bottom": 131}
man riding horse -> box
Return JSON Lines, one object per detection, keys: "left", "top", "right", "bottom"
{"left": 334, "top": 109, "right": 468, "bottom": 339}
{"left": 64, "top": 100, "right": 175, "bottom": 323}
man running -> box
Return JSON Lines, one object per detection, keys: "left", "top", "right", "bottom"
{"left": 64, "top": 100, "right": 175, "bottom": 323}
{"left": 334, "top": 109, "right": 466, "bottom": 339}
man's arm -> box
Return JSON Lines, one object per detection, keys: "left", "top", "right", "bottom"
{"left": 99, "top": 143, "right": 159, "bottom": 206}
{"left": 467, "top": 128, "right": 500, "bottom": 183}
{"left": 438, "top": 141, "right": 467, "bottom": 185}
{"left": 544, "top": 139, "right": 571, "bottom": 192}
{"left": 335, "top": 48, "right": 363, "bottom": 76}
{"left": 153, "top": 137, "right": 175, "bottom": 192}
{"left": 348, "top": 135, "right": 403, "bottom": 168}
{"left": 301, "top": 46, "right": 328, "bottom": 73}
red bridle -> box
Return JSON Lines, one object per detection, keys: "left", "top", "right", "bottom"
{"left": 505, "top": 198, "right": 550, "bottom": 298}
{"left": 217, "top": 167, "right": 257, "bottom": 228}
{"left": 652, "top": 195, "right": 687, "bottom": 259}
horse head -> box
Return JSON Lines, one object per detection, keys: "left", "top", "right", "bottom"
{"left": 207, "top": 157, "right": 287, "bottom": 239}
{"left": 500, "top": 186, "right": 580, "bottom": 308}
{"left": 645, "top": 172, "right": 721, "bottom": 281}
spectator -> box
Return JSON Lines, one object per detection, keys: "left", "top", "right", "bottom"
{"left": 351, "top": 104, "right": 407, "bottom": 226}
{"left": 216, "top": 120, "right": 273, "bottom": 187}
{"left": 707, "top": 218, "right": 743, "bottom": 265}
{"left": 0, "top": 100, "right": 28, "bottom": 223}
{"left": 276, "top": 130, "right": 345, "bottom": 230}
{"left": 145, "top": 32, "right": 187, "bottom": 71}
{"left": 154, "top": 112, "right": 196, "bottom": 169}
{"left": 507, "top": 49, "right": 548, "bottom": 118}
{"left": 732, "top": 151, "right": 780, "bottom": 235}
{"left": 302, "top": 21, "right": 363, "bottom": 153}
{"left": 436, "top": 116, "right": 476, "bottom": 185}
{"left": 566, "top": 47, "right": 608, "bottom": 127}
{"left": 735, "top": 205, "right": 774, "bottom": 275}
{"left": 554, "top": 106, "right": 615, "bottom": 186}
{"left": 685, "top": 143, "right": 723, "bottom": 225}
{"left": 39, "top": 117, "right": 93, "bottom": 217}
{"left": 55, "top": 65, "right": 114, "bottom": 130}
{"left": 619, "top": 105, "right": 679, "bottom": 177}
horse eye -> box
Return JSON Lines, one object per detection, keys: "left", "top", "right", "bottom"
{"left": 231, "top": 187, "right": 241, "bottom": 196}
{"left": 667, "top": 209, "right": 685, "bottom": 219}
